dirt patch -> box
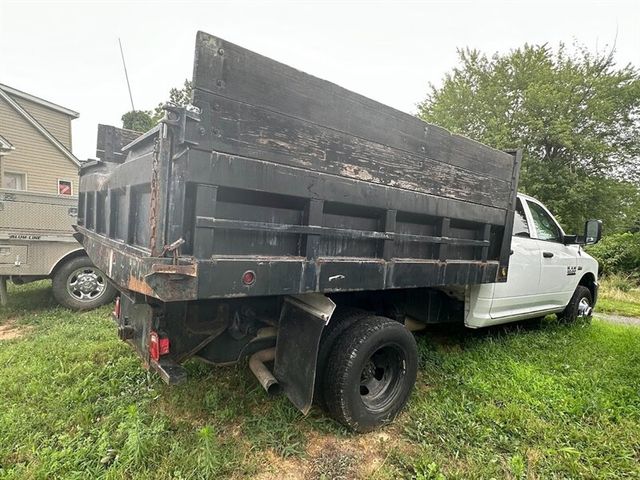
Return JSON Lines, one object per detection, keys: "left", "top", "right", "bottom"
{"left": 254, "top": 423, "right": 414, "bottom": 480}
{"left": 253, "top": 450, "right": 308, "bottom": 480}
{"left": 0, "top": 320, "right": 31, "bottom": 341}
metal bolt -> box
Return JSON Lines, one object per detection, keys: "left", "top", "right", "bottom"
{"left": 216, "top": 79, "right": 223, "bottom": 87}
{"left": 199, "top": 127, "right": 206, "bottom": 136}
{"left": 218, "top": 48, "right": 224, "bottom": 55}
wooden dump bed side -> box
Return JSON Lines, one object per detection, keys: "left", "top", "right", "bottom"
{"left": 191, "top": 32, "right": 516, "bottom": 210}
{"left": 75, "top": 32, "right": 520, "bottom": 302}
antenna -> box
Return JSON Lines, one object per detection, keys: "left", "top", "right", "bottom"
{"left": 118, "top": 38, "right": 135, "bottom": 111}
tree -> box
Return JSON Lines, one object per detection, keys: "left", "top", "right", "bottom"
{"left": 153, "top": 79, "right": 193, "bottom": 119}
{"left": 418, "top": 44, "right": 640, "bottom": 233}
{"left": 121, "top": 110, "right": 156, "bottom": 132}
{"left": 121, "top": 79, "right": 193, "bottom": 132}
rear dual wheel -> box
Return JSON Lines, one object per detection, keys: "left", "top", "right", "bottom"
{"left": 314, "top": 307, "right": 369, "bottom": 408}
{"left": 320, "top": 315, "right": 418, "bottom": 432}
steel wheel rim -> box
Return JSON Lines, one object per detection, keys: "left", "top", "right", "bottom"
{"left": 577, "top": 297, "right": 593, "bottom": 318}
{"left": 66, "top": 267, "right": 106, "bottom": 302}
{"left": 359, "top": 344, "right": 406, "bottom": 413}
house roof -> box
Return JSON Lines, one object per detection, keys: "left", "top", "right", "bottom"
{"left": 0, "top": 86, "right": 81, "bottom": 167}
{"left": 0, "top": 133, "right": 14, "bottom": 153}
{"left": 0, "top": 83, "right": 79, "bottom": 118}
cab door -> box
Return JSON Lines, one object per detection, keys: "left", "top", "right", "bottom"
{"left": 525, "top": 198, "right": 578, "bottom": 310}
{"left": 489, "top": 198, "right": 542, "bottom": 318}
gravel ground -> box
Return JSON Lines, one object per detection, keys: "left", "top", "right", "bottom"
{"left": 596, "top": 313, "right": 640, "bottom": 327}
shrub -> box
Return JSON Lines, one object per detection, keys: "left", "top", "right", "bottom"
{"left": 587, "top": 232, "right": 640, "bottom": 278}
{"left": 603, "top": 273, "right": 635, "bottom": 292}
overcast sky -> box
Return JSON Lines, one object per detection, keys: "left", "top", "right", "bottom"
{"left": 1, "top": 0, "right": 638, "bottom": 160}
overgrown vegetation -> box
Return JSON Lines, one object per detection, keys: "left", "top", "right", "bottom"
{"left": 1, "top": 281, "right": 639, "bottom": 478}
{"left": 588, "top": 232, "right": 640, "bottom": 279}
{"left": 595, "top": 274, "right": 640, "bottom": 317}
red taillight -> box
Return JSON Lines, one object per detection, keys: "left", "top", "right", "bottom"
{"left": 242, "top": 270, "right": 256, "bottom": 285}
{"left": 113, "top": 296, "right": 121, "bottom": 318}
{"left": 150, "top": 331, "right": 159, "bottom": 361}
{"left": 159, "top": 337, "right": 170, "bottom": 356}
{"left": 149, "top": 331, "right": 169, "bottom": 362}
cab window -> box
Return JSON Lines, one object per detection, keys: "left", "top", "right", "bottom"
{"left": 527, "top": 200, "right": 562, "bottom": 242}
{"left": 513, "top": 198, "right": 530, "bottom": 237}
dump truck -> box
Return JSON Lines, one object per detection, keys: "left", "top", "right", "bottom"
{"left": 75, "top": 31, "right": 601, "bottom": 432}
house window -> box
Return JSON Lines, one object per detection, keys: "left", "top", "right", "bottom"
{"left": 58, "top": 179, "right": 73, "bottom": 195}
{"left": 2, "top": 171, "right": 26, "bottom": 190}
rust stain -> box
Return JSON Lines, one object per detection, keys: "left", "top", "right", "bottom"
{"left": 151, "top": 263, "right": 198, "bottom": 277}
{"left": 127, "top": 275, "right": 155, "bottom": 296}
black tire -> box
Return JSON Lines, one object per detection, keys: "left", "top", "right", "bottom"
{"left": 314, "top": 307, "right": 369, "bottom": 408}
{"left": 52, "top": 256, "right": 116, "bottom": 311}
{"left": 323, "top": 316, "right": 418, "bottom": 432}
{"left": 559, "top": 285, "right": 593, "bottom": 324}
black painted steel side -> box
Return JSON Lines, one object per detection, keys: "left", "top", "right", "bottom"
{"left": 76, "top": 31, "right": 520, "bottom": 303}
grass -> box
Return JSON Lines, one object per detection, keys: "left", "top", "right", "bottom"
{"left": 596, "top": 275, "right": 640, "bottom": 317}
{"left": 1, "top": 281, "right": 639, "bottom": 479}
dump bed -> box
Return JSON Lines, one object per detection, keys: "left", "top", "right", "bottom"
{"left": 76, "top": 31, "right": 520, "bottom": 302}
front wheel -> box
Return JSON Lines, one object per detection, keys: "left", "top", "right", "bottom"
{"left": 323, "top": 316, "right": 418, "bottom": 432}
{"left": 52, "top": 256, "right": 116, "bottom": 311}
{"left": 559, "top": 285, "right": 593, "bottom": 324}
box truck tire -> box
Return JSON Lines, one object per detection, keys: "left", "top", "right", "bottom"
{"left": 323, "top": 316, "right": 418, "bottom": 432}
{"left": 52, "top": 256, "right": 116, "bottom": 311}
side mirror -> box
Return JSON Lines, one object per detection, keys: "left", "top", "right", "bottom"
{"left": 584, "top": 219, "right": 602, "bottom": 245}
{"left": 563, "top": 234, "right": 578, "bottom": 245}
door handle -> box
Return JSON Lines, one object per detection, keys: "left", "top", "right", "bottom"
{"left": 542, "top": 251, "right": 554, "bottom": 258}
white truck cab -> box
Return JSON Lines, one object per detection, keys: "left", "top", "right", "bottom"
{"left": 466, "top": 193, "right": 600, "bottom": 328}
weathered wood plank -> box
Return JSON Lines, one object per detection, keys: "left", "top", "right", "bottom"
{"left": 192, "top": 93, "right": 511, "bottom": 209}
{"left": 184, "top": 150, "right": 509, "bottom": 227}
{"left": 192, "top": 31, "right": 514, "bottom": 181}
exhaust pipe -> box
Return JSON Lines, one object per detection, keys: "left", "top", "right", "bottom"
{"left": 249, "top": 347, "right": 281, "bottom": 396}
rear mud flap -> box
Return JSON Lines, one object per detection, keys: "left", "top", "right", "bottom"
{"left": 274, "top": 294, "right": 336, "bottom": 414}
